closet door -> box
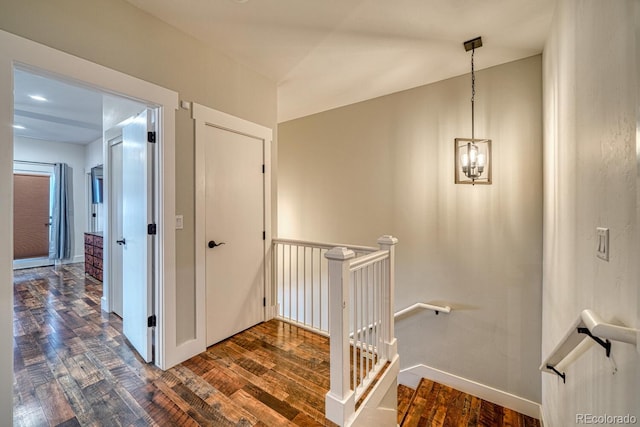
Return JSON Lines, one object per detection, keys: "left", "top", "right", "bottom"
{"left": 13, "top": 173, "right": 50, "bottom": 260}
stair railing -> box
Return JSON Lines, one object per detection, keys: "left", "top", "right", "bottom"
{"left": 272, "top": 238, "right": 377, "bottom": 335}
{"left": 540, "top": 309, "right": 639, "bottom": 383}
{"left": 395, "top": 302, "right": 451, "bottom": 317}
{"left": 324, "top": 235, "right": 398, "bottom": 426}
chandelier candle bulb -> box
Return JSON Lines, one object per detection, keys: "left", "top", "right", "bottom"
{"left": 469, "top": 144, "right": 477, "bottom": 165}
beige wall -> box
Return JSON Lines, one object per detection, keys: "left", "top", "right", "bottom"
{"left": 542, "top": 0, "right": 640, "bottom": 425}
{"left": 279, "top": 55, "right": 543, "bottom": 402}
{"left": 0, "top": 0, "right": 277, "bottom": 347}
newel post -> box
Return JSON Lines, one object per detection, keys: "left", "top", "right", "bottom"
{"left": 324, "top": 246, "right": 356, "bottom": 426}
{"left": 378, "top": 235, "right": 398, "bottom": 360}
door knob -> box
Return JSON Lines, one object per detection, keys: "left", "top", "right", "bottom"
{"left": 208, "top": 240, "right": 226, "bottom": 248}
{"left": 116, "top": 238, "right": 126, "bottom": 245}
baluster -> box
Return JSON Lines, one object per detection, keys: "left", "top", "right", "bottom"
{"left": 311, "top": 247, "right": 314, "bottom": 329}
{"left": 303, "top": 246, "right": 307, "bottom": 326}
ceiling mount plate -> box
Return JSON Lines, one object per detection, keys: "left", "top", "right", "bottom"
{"left": 463, "top": 37, "right": 483, "bottom": 51}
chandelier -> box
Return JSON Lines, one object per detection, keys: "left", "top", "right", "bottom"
{"left": 454, "top": 36, "right": 492, "bottom": 185}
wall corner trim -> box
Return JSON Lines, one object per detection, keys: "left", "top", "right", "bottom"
{"left": 539, "top": 404, "right": 548, "bottom": 427}
{"left": 398, "top": 364, "right": 542, "bottom": 420}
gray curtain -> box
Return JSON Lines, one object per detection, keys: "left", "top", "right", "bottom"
{"left": 49, "top": 163, "right": 73, "bottom": 260}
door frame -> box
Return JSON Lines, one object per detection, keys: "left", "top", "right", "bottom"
{"left": 107, "top": 134, "right": 124, "bottom": 317}
{"left": 0, "top": 30, "right": 179, "bottom": 390}
{"left": 193, "top": 103, "right": 273, "bottom": 353}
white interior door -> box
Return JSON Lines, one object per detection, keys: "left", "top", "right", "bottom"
{"left": 205, "top": 125, "right": 264, "bottom": 346}
{"left": 122, "top": 109, "right": 154, "bottom": 362}
{"left": 110, "top": 139, "right": 124, "bottom": 317}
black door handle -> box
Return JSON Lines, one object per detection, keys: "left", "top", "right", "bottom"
{"left": 208, "top": 240, "right": 226, "bottom": 248}
{"left": 116, "top": 239, "right": 126, "bottom": 245}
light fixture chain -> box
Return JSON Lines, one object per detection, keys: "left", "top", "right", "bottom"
{"left": 471, "top": 47, "right": 475, "bottom": 140}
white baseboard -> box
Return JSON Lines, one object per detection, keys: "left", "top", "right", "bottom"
{"left": 12, "top": 254, "right": 83, "bottom": 270}
{"left": 398, "top": 364, "right": 542, "bottom": 420}
{"left": 13, "top": 258, "right": 53, "bottom": 270}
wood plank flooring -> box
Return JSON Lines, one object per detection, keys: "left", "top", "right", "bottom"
{"left": 398, "top": 379, "right": 540, "bottom": 427}
{"left": 14, "top": 263, "right": 542, "bottom": 427}
{"left": 13, "top": 263, "right": 337, "bottom": 426}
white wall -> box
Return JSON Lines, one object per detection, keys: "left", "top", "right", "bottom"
{"left": 85, "top": 137, "right": 102, "bottom": 170}
{"left": 542, "top": 0, "right": 640, "bottom": 425}
{"left": 85, "top": 137, "right": 104, "bottom": 232}
{"left": 278, "top": 55, "right": 543, "bottom": 402}
{"left": 14, "top": 136, "right": 87, "bottom": 264}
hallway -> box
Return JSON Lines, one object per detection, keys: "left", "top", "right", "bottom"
{"left": 12, "top": 264, "right": 335, "bottom": 426}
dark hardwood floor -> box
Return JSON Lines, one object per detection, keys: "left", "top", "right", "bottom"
{"left": 14, "top": 263, "right": 541, "bottom": 427}
{"left": 397, "top": 379, "right": 540, "bottom": 427}
{"left": 13, "top": 263, "right": 336, "bottom": 426}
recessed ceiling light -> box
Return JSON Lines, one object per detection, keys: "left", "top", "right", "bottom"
{"left": 13, "top": 124, "right": 25, "bottom": 130}
{"left": 29, "top": 95, "right": 47, "bottom": 102}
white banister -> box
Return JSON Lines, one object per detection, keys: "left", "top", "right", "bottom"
{"left": 273, "top": 237, "right": 378, "bottom": 253}
{"left": 272, "top": 238, "right": 378, "bottom": 335}
{"left": 324, "top": 235, "right": 398, "bottom": 426}
{"left": 273, "top": 235, "right": 399, "bottom": 426}
{"left": 395, "top": 302, "right": 452, "bottom": 317}
{"left": 325, "top": 247, "right": 356, "bottom": 426}
{"left": 540, "top": 309, "right": 639, "bottom": 382}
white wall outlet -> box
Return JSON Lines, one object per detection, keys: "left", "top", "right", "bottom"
{"left": 175, "top": 215, "right": 184, "bottom": 230}
{"left": 596, "top": 227, "right": 609, "bottom": 261}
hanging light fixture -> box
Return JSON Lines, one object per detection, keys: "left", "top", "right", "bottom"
{"left": 455, "top": 36, "right": 492, "bottom": 185}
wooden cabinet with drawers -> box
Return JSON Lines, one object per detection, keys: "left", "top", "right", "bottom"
{"left": 84, "top": 232, "right": 103, "bottom": 281}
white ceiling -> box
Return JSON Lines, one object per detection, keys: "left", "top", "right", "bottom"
{"left": 12, "top": 1, "right": 557, "bottom": 141}
{"left": 125, "top": 0, "right": 557, "bottom": 122}
{"left": 13, "top": 69, "right": 104, "bottom": 144}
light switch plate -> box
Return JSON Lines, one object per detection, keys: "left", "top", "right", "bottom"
{"left": 175, "top": 215, "right": 184, "bottom": 230}
{"left": 596, "top": 227, "right": 609, "bottom": 261}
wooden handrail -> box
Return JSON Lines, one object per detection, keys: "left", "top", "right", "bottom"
{"left": 540, "top": 309, "right": 638, "bottom": 382}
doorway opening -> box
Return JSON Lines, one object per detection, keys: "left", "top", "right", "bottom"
{"left": 12, "top": 65, "right": 158, "bottom": 363}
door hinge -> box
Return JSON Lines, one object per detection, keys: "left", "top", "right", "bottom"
{"left": 263, "top": 231, "right": 266, "bottom": 240}
{"left": 262, "top": 164, "right": 265, "bottom": 173}
{"left": 148, "top": 315, "right": 157, "bottom": 328}
{"left": 147, "top": 131, "right": 156, "bottom": 143}
{"left": 263, "top": 297, "right": 266, "bottom": 307}
{"left": 148, "top": 224, "right": 157, "bottom": 235}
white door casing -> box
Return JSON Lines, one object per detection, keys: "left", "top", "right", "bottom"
{"left": 122, "top": 109, "right": 154, "bottom": 362}
{"left": 204, "top": 126, "right": 264, "bottom": 346}
{"left": 109, "top": 138, "right": 124, "bottom": 317}
{"left": 194, "top": 104, "right": 272, "bottom": 353}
